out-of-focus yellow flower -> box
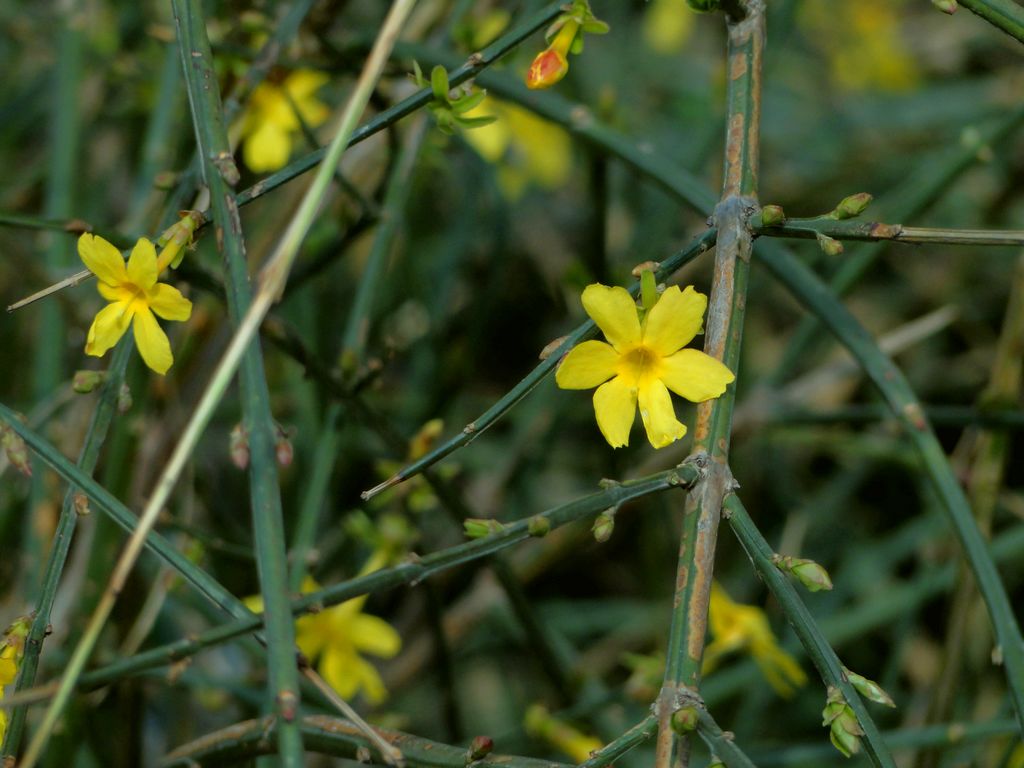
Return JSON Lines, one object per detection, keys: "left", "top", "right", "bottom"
{"left": 704, "top": 582, "right": 807, "bottom": 697}
{"left": 556, "top": 283, "right": 734, "bottom": 449}
{"left": 0, "top": 617, "right": 31, "bottom": 745}
{"left": 461, "top": 100, "right": 572, "bottom": 200}
{"left": 643, "top": 0, "right": 696, "bottom": 55}
{"left": 236, "top": 70, "right": 330, "bottom": 172}
{"left": 525, "top": 704, "right": 603, "bottom": 763}
{"left": 78, "top": 233, "right": 193, "bottom": 375}
{"left": 799, "top": 0, "right": 919, "bottom": 92}
{"left": 245, "top": 555, "right": 401, "bottom": 704}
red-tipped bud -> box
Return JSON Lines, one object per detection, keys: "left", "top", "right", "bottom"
{"left": 526, "top": 47, "right": 569, "bottom": 90}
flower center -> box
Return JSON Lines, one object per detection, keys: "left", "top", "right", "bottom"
{"left": 619, "top": 345, "right": 661, "bottom": 383}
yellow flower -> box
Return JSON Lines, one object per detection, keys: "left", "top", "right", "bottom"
{"left": 704, "top": 582, "right": 807, "bottom": 698}
{"left": 237, "top": 70, "right": 330, "bottom": 172}
{"left": 525, "top": 704, "right": 603, "bottom": 763}
{"left": 246, "top": 571, "right": 401, "bottom": 704}
{"left": 0, "top": 616, "right": 30, "bottom": 744}
{"left": 78, "top": 234, "right": 193, "bottom": 375}
{"left": 643, "top": 0, "right": 696, "bottom": 55}
{"left": 556, "top": 283, "right": 734, "bottom": 449}
{"left": 461, "top": 100, "right": 572, "bottom": 200}
{"left": 798, "top": 0, "right": 919, "bottom": 92}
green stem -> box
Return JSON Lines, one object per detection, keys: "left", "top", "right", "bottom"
{"left": 1, "top": 342, "right": 132, "bottom": 758}
{"left": 754, "top": 238, "right": 1024, "bottom": 735}
{"left": 578, "top": 715, "right": 658, "bottom": 768}
{"left": 161, "top": 715, "right": 570, "bottom": 768}
{"left": 172, "top": 0, "right": 305, "bottom": 760}
{"left": 957, "top": 0, "right": 1024, "bottom": 43}
{"left": 724, "top": 494, "right": 897, "bottom": 767}
{"left": 656, "top": 7, "right": 764, "bottom": 767}
{"left": 752, "top": 215, "right": 1024, "bottom": 247}
{"left": 361, "top": 228, "right": 718, "bottom": 499}
{"left": 74, "top": 467, "right": 698, "bottom": 692}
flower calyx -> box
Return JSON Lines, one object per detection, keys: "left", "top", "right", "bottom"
{"left": 771, "top": 553, "right": 833, "bottom": 592}
{"left": 526, "top": 0, "right": 609, "bottom": 90}
{"left": 412, "top": 62, "right": 496, "bottom": 135}
{"left": 822, "top": 686, "right": 864, "bottom": 758}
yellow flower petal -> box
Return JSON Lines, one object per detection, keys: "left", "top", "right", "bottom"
{"left": 149, "top": 283, "right": 193, "bottom": 321}
{"left": 555, "top": 340, "right": 619, "bottom": 389}
{"left": 85, "top": 302, "right": 132, "bottom": 358}
{"left": 581, "top": 284, "right": 641, "bottom": 352}
{"left": 78, "top": 233, "right": 128, "bottom": 286}
{"left": 97, "top": 281, "right": 131, "bottom": 303}
{"left": 126, "top": 238, "right": 158, "bottom": 290}
{"left": 660, "top": 349, "right": 734, "bottom": 402}
{"left": 295, "top": 613, "right": 328, "bottom": 661}
{"left": 349, "top": 614, "right": 401, "bottom": 658}
{"left": 643, "top": 285, "right": 707, "bottom": 356}
{"left": 593, "top": 375, "right": 637, "bottom": 448}
{"left": 320, "top": 645, "right": 361, "bottom": 700}
{"left": 637, "top": 378, "right": 686, "bottom": 448}
{"left": 132, "top": 307, "right": 173, "bottom": 375}
{"left": 243, "top": 121, "right": 292, "bottom": 173}
{"left": 284, "top": 70, "right": 330, "bottom": 126}
{"left": 353, "top": 656, "right": 389, "bottom": 704}
{"left": 285, "top": 69, "right": 329, "bottom": 99}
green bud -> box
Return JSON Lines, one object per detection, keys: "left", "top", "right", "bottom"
{"left": 670, "top": 706, "right": 699, "bottom": 734}
{"left": 528, "top": 515, "right": 551, "bottom": 537}
{"left": 772, "top": 554, "right": 833, "bottom": 592}
{"left": 816, "top": 231, "right": 844, "bottom": 256}
{"left": 73, "top": 492, "right": 90, "bottom": 516}
{"left": 117, "top": 382, "right": 133, "bottom": 414}
{"left": 829, "top": 724, "right": 861, "bottom": 758}
{"left": 844, "top": 668, "right": 896, "bottom": 708}
{"left": 0, "top": 420, "right": 31, "bottom": 478}
{"left": 592, "top": 509, "right": 616, "bottom": 543}
{"left": 466, "top": 735, "right": 494, "bottom": 763}
{"left": 464, "top": 518, "right": 505, "bottom": 539}
{"left": 760, "top": 204, "right": 786, "bottom": 226}
{"left": 72, "top": 370, "right": 106, "bottom": 393}
{"left": 833, "top": 192, "right": 873, "bottom": 220}
{"left": 640, "top": 270, "right": 659, "bottom": 311}
{"left": 932, "top": 0, "right": 958, "bottom": 13}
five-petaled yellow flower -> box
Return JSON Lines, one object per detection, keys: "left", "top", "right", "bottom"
{"left": 705, "top": 582, "right": 807, "bottom": 698}
{"left": 246, "top": 575, "right": 401, "bottom": 704}
{"left": 556, "top": 283, "right": 734, "bottom": 448}
{"left": 237, "top": 70, "right": 329, "bottom": 173}
{"left": 79, "top": 233, "right": 193, "bottom": 375}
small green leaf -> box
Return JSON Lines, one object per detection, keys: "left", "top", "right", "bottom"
{"left": 457, "top": 115, "right": 498, "bottom": 129}
{"left": 570, "top": 35, "right": 584, "bottom": 54}
{"left": 451, "top": 89, "right": 487, "bottom": 114}
{"left": 430, "top": 65, "right": 450, "bottom": 102}
{"left": 581, "top": 19, "right": 610, "bottom": 34}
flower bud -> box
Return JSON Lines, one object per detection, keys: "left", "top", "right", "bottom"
{"left": 772, "top": 554, "right": 833, "bottom": 592}
{"left": 844, "top": 667, "right": 896, "bottom": 708}
{"left": 230, "top": 423, "right": 250, "bottom": 470}
{"left": 117, "top": 383, "right": 133, "bottom": 414}
{"left": 1, "top": 421, "right": 31, "bottom": 478}
{"left": 73, "top": 492, "right": 91, "bottom": 516}
{"left": 833, "top": 192, "right": 873, "bottom": 220}
{"left": 670, "top": 706, "right": 699, "bottom": 734}
{"left": 72, "top": 370, "right": 106, "bottom": 393}
{"left": 526, "top": 48, "right": 569, "bottom": 89}
{"left": 528, "top": 515, "right": 551, "bottom": 537}
{"left": 466, "top": 735, "right": 494, "bottom": 763}
{"left": 760, "top": 204, "right": 785, "bottom": 226}
{"left": 932, "top": 0, "right": 958, "bottom": 13}
{"left": 592, "top": 509, "right": 616, "bottom": 543}
{"left": 274, "top": 423, "right": 294, "bottom": 468}
{"left": 464, "top": 518, "right": 505, "bottom": 538}
{"left": 816, "top": 231, "right": 844, "bottom": 256}
{"left": 822, "top": 686, "right": 863, "bottom": 757}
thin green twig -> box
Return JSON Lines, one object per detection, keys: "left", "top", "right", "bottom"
{"left": 956, "top": 0, "right": 1024, "bottom": 44}
{"left": 724, "top": 494, "right": 897, "bottom": 767}
{"left": 656, "top": 5, "right": 764, "bottom": 766}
